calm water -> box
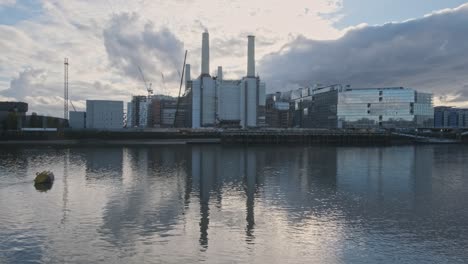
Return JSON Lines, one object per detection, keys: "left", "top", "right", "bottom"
{"left": 0, "top": 145, "right": 467, "bottom": 263}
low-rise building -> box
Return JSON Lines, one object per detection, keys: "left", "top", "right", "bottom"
{"left": 434, "top": 106, "right": 468, "bottom": 128}
{"left": 86, "top": 100, "right": 123, "bottom": 129}
{"left": 69, "top": 111, "right": 86, "bottom": 129}
{"left": 0, "top": 101, "right": 28, "bottom": 130}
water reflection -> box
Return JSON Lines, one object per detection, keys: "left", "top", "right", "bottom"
{"left": 98, "top": 146, "right": 189, "bottom": 252}
{"left": 84, "top": 148, "right": 123, "bottom": 182}
{"left": 1, "top": 145, "right": 468, "bottom": 263}
{"left": 34, "top": 182, "right": 53, "bottom": 192}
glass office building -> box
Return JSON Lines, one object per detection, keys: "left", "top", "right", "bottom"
{"left": 293, "top": 86, "right": 433, "bottom": 129}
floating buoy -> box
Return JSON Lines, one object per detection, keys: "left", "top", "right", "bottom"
{"left": 34, "top": 171, "right": 55, "bottom": 184}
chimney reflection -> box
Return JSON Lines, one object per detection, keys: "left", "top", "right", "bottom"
{"left": 192, "top": 146, "right": 262, "bottom": 249}
{"left": 244, "top": 149, "right": 256, "bottom": 241}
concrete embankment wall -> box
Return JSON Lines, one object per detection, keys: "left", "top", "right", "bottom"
{"left": 1, "top": 129, "right": 466, "bottom": 145}
{"left": 220, "top": 132, "right": 409, "bottom": 145}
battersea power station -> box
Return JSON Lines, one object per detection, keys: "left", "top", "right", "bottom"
{"left": 184, "top": 32, "right": 266, "bottom": 128}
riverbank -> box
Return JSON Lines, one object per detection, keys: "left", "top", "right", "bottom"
{"left": 0, "top": 128, "right": 466, "bottom": 145}
{"left": 0, "top": 138, "right": 220, "bottom": 146}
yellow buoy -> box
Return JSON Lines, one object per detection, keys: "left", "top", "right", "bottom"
{"left": 34, "top": 171, "right": 55, "bottom": 184}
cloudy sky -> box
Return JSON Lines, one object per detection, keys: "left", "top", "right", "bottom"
{"left": 0, "top": 0, "right": 467, "bottom": 116}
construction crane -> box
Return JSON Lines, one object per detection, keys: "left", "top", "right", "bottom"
{"left": 174, "top": 50, "right": 188, "bottom": 127}
{"left": 70, "top": 100, "right": 77, "bottom": 112}
{"left": 137, "top": 66, "right": 153, "bottom": 98}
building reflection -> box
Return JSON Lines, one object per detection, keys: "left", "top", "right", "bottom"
{"left": 0, "top": 147, "right": 29, "bottom": 179}
{"left": 335, "top": 146, "right": 434, "bottom": 210}
{"left": 98, "top": 146, "right": 189, "bottom": 249}
{"left": 84, "top": 148, "right": 123, "bottom": 182}
{"left": 244, "top": 149, "right": 257, "bottom": 241}
{"left": 189, "top": 146, "right": 264, "bottom": 249}
{"left": 95, "top": 144, "right": 467, "bottom": 254}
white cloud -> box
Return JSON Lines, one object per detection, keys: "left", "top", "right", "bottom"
{"left": 3, "top": 0, "right": 467, "bottom": 117}
{"left": 259, "top": 3, "right": 468, "bottom": 107}
{"left": 0, "top": 0, "right": 342, "bottom": 116}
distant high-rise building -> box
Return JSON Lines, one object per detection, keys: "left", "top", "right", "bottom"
{"left": 127, "top": 96, "right": 148, "bottom": 128}
{"left": 86, "top": 100, "right": 123, "bottom": 129}
{"left": 434, "top": 106, "right": 468, "bottom": 128}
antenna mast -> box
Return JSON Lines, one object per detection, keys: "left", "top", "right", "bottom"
{"left": 64, "top": 58, "right": 69, "bottom": 119}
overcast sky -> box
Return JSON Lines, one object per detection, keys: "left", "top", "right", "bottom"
{"left": 0, "top": 0, "right": 467, "bottom": 116}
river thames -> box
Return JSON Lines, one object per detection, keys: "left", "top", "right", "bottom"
{"left": 0, "top": 145, "right": 467, "bottom": 263}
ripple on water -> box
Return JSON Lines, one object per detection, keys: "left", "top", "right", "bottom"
{"left": 0, "top": 145, "right": 468, "bottom": 263}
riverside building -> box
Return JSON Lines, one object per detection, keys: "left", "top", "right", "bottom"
{"left": 290, "top": 85, "right": 433, "bottom": 129}
{"left": 86, "top": 100, "right": 124, "bottom": 129}
{"left": 434, "top": 106, "right": 468, "bottom": 128}
{"left": 187, "top": 32, "right": 266, "bottom": 128}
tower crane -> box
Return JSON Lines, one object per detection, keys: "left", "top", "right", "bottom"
{"left": 174, "top": 50, "right": 188, "bottom": 127}
{"left": 137, "top": 66, "right": 153, "bottom": 98}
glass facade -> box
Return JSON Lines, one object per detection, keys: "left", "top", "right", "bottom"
{"left": 291, "top": 86, "right": 433, "bottom": 129}
{"left": 336, "top": 88, "right": 433, "bottom": 128}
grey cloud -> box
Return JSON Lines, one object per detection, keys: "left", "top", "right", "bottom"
{"left": 259, "top": 4, "right": 468, "bottom": 103}
{"left": 103, "top": 12, "right": 185, "bottom": 84}
{"left": 447, "top": 85, "right": 468, "bottom": 103}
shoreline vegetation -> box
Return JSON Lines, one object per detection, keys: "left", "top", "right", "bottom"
{"left": 0, "top": 128, "right": 466, "bottom": 145}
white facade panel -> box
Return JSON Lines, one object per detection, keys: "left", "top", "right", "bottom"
{"left": 240, "top": 80, "right": 246, "bottom": 127}
{"left": 86, "top": 100, "right": 123, "bottom": 129}
{"left": 192, "top": 79, "right": 201, "bottom": 128}
{"left": 218, "top": 82, "right": 241, "bottom": 121}
{"left": 259, "top": 82, "right": 266, "bottom": 106}
{"left": 201, "top": 76, "right": 216, "bottom": 126}
{"left": 246, "top": 78, "right": 257, "bottom": 127}
{"left": 339, "top": 88, "right": 415, "bottom": 104}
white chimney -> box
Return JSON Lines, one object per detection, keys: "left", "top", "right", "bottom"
{"left": 201, "top": 32, "right": 210, "bottom": 76}
{"left": 247, "top": 35, "right": 255, "bottom": 77}
{"left": 217, "top": 66, "right": 223, "bottom": 81}
{"left": 185, "top": 64, "right": 191, "bottom": 90}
